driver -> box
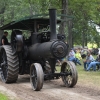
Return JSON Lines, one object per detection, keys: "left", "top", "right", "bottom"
{"left": 1, "top": 31, "right": 9, "bottom": 45}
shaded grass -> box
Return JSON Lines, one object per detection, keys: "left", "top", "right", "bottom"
{"left": 77, "top": 56, "right": 100, "bottom": 88}
{"left": 0, "top": 93, "right": 9, "bottom": 100}
{"left": 76, "top": 64, "right": 100, "bottom": 87}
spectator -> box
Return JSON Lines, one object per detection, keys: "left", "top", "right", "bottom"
{"left": 75, "top": 49, "right": 82, "bottom": 65}
{"left": 86, "top": 53, "right": 100, "bottom": 71}
{"left": 66, "top": 42, "right": 69, "bottom": 48}
{"left": 68, "top": 49, "right": 76, "bottom": 63}
{"left": 83, "top": 52, "right": 94, "bottom": 70}
{"left": 81, "top": 49, "right": 89, "bottom": 59}
{"left": 1, "top": 31, "right": 9, "bottom": 45}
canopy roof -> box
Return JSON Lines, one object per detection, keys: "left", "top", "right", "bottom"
{"left": 0, "top": 15, "right": 61, "bottom": 31}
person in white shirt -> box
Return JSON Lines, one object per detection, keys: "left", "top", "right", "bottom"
{"left": 83, "top": 52, "right": 94, "bottom": 70}
{"left": 68, "top": 49, "right": 76, "bottom": 63}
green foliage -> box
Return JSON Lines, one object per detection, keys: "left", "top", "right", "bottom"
{"left": 0, "top": 0, "right": 61, "bottom": 25}
{"left": 69, "top": 0, "right": 100, "bottom": 46}
{"left": 0, "top": 0, "right": 100, "bottom": 46}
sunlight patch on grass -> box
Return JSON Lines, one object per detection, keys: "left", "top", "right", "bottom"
{"left": 0, "top": 93, "right": 9, "bottom": 100}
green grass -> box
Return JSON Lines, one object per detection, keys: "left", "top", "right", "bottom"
{"left": 77, "top": 65, "right": 100, "bottom": 87}
{"left": 77, "top": 57, "right": 100, "bottom": 88}
{"left": 0, "top": 93, "right": 9, "bottom": 100}
{"left": 56, "top": 60, "right": 100, "bottom": 88}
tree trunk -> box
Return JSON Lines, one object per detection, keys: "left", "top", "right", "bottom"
{"left": 82, "top": 32, "right": 85, "bottom": 48}
{"left": 67, "top": 20, "right": 73, "bottom": 49}
{"left": 0, "top": 16, "right": 4, "bottom": 26}
{"left": 0, "top": 7, "right": 5, "bottom": 14}
{"left": 59, "top": 0, "right": 73, "bottom": 51}
{"left": 11, "top": 9, "right": 14, "bottom": 20}
{"left": 0, "top": 30, "right": 4, "bottom": 44}
{"left": 0, "top": 6, "right": 6, "bottom": 26}
{"left": 96, "top": 42, "right": 100, "bottom": 48}
{"left": 59, "top": 0, "right": 68, "bottom": 35}
{"left": 85, "top": 33, "right": 87, "bottom": 46}
{"left": 28, "top": 0, "right": 33, "bottom": 15}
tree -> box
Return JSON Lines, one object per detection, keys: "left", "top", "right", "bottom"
{"left": 69, "top": 0, "right": 100, "bottom": 47}
{"left": 0, "top": 0, "right": 100, "bottom": 48}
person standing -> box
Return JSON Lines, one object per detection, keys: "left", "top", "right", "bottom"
{"left": 1, "top": 31, "right": 9, "bottom": 45}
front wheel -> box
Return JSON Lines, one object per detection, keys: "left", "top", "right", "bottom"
{"left": 61, "top": 61, "right": 78, "bottom": 87}
{"left": 30, "top": 63, "right": 44, "bottom": 91}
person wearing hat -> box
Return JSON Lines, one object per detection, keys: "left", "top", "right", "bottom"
{"left": 86, "top": 53, "right": 100, "bottom": 71}
{"left": 83, "top": 52, "right": 94, "bottom": 70}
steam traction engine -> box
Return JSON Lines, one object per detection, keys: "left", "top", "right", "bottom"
{"left": 0, "top": 9, "right": 78, "bottom": 91}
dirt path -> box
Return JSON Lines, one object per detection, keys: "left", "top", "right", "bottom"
{"left": 0, "top": 75, "right": 100, "bottom": 100}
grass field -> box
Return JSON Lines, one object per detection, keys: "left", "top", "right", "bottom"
{"left": 77, "top": 56, "right": 100, "bottom": 88}
{"left": 0, "top": 93, "right": 9, "bottom": 100}
{"left": 76, "top": 64, "right": 100, "bottom": 87}
{"left": 56, "top": 59, "right": 100, "bottom": 88}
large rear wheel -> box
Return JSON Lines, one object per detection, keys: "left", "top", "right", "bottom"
{"left": 30, "top": 63, "right": 44, "bottom": 91}
{"left": 0, "top": 45, "right": 19, "bottom": 83}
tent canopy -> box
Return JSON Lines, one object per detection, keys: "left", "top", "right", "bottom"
{"left": 0, "top": 15, "right": 61, "bottom": 31}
